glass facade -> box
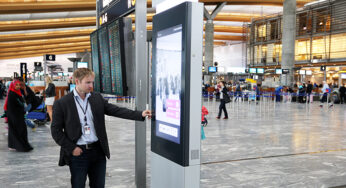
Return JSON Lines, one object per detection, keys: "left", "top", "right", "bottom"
{"left": 247, "top": 0, "right": 346, "bottom": 66}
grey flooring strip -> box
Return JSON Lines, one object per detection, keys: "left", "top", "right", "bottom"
{"left": 202, "top": 148, "right": 346, "bottom": 165}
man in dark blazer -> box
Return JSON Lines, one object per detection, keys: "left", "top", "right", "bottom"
{"left": 51, "top": 68, "right": 151, "bottom": 188}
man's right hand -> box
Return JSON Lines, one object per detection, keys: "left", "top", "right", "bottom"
{"left": 72, "top": 147, "right": 83, "bottom": 156}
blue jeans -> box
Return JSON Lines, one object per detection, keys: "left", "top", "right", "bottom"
{"left": 69, "top": 145, "right": 106, "bottom": 188}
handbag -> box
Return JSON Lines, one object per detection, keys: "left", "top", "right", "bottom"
{"left": 224, "top": 94, "right": 231, "bottom": 103}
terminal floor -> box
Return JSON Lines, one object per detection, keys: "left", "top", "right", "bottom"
{"left": 0, "top": 99, "right": 345, "bottom": 187}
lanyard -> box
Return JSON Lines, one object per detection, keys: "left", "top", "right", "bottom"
{"left": 75, "top": 97, "right": 89, "bottom": 126}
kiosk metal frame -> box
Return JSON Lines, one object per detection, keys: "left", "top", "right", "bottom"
{"left": 151, "top": 2, "right": 203, "bottom": 187}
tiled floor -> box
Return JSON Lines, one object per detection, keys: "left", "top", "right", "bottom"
{"left": 0, "top": 98, "right": 345, "bottom": 187}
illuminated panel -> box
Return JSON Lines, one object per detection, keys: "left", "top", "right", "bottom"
{"left": 98, "top": 26, "right": 112, "bottom": 93}
{"left": 108, "top": 20, "right": 124, "bottom": 96}
{"left": 90, "top": 31, "right": 101, "bottom": 92}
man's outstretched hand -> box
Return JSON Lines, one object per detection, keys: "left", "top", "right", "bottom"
{"left": 142, "top": 110, "right": 152, "bottom": 119}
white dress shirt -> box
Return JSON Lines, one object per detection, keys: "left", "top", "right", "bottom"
{"left": 73, "top": 88, "right": 98, "bottom": 145}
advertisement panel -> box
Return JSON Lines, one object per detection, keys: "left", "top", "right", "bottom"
{"left": 155, "top": 25, "right": 182, "bottom": 144}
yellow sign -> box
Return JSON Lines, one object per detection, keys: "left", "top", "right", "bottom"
{"left": 132, "top": 0, "right": 135, "bottom": 6}
{"left": 246, "top": 78, "right": 256, "bottom": 83}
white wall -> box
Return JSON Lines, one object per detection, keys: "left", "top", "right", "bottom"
{"left": 213, "top": 43, "right": 245, "bottom": 73}
{"left": 0, "top": 53, "right": 76, "bottom": 77}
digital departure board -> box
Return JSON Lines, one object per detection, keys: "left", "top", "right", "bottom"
{"left": 90, "top": 31, "right": 101, "bottom": 92}
{"left": 98, "top": 26, "right": 112, "bottom": 93}
{"left": 108, "top": 20, "right": 125, "bottom": 96}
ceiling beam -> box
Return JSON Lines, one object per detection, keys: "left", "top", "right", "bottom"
{"left": 0, "top": 17, "right": 96, "bottom": 32}
{"left": 0, "top": 46, "right": 90, "bottom": 57}
{"left": 0, "top": 29, "right": 95, "bottom": 42}
{"left": 209, "top": 35, "right": 244, "bottom": 41}
{"left": 0, "top": 0, "right": 315, "bottom": 15}
{"left": 213, "top": 13, "right": 261, "bottom": 22}
{"left": 213, "top": 25, "right": 244, "bottom": 33}
{"left": 204, "top": 41, "right": 226, "bottom": 46}
{"left": 0, "top": 42, "right": 90, "bottom": 53}
{"left": 1, "top": 24, "right": 245, "bottom": 43}
{"left": 0, "top": 49, "right": 88, "bottom": 60}
{"left": 0, "top": 12, "right": 259, "bottom": 33}
{"left": 200, "top": 0, "right": 315, "bottom": 7}
{"left": 0, "top": 36, "right": 90, "bottom": 48}
{"left": 0, "top": 1, "right": 96, "bottom": 14}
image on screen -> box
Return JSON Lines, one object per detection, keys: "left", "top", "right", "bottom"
{"left": 77, "top": 62, "right": 88, "bottom": 68}
{"left": 257, "top": 68, "right": 264, "bottom": 74}
{"left": 208, "top": 66, "right": 217, "bottom": 73}
{"left": 249, "top": 68, "right": 256, "bottom": 74}
{"left": 306, "top": 70, "right": 312, "bottom": 75}
{"left": 275, "top": 69, "right": 282, "bottom": 74}
{"left": 342, "top": 74, "right": 346, "bottom": 79}
{"left": 299, "top": 70, "right": 306, "bottom": 75}
{"left": 155, "top": 25, "right": 182, "bottom": 144}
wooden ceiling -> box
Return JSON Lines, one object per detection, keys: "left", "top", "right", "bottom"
{"left": 0, "top": 0, "right": 315, "bottom": 60}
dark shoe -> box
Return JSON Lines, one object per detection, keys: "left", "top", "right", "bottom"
{"left": 223, "top": 117, "right": 228, "bottom": 119}
{"left": 216, "top": 117, "right": 220, "bottom": 119}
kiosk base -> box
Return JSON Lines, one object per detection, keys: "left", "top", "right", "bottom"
{"left": 151, "top": 152, "right": 200, "bottom": 188}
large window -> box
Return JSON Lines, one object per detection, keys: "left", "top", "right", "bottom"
{"left": 330, "top": 33, "right": 346, "bottom": 59}
{"left": 270, "top": 20, "right": 280, "bottom": 40}
{"left": 295, "top": 39, "right": 311, "bottom": 61}
{"left": 331, "top": 2, "right": 346, "bottom": 31}
{"left": 314, "top": 8, "right": 331, "bottom": 33}
{"left": 256, "top": 23, "right": 266, "bottom": 42}
{"left": 298, "top": 12, "right": 312, "bottom": 36}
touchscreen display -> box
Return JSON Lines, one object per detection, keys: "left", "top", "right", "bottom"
{"left": 155, "top": 24, "right": 182, "bottom": 144}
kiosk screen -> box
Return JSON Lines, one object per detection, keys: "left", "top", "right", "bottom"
{"left": 155, "top": 24, "right": 182, "bottom": 144}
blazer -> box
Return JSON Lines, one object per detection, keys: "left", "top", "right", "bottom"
{"left": 51, "top": 92, "right": 144, "bottom": 166}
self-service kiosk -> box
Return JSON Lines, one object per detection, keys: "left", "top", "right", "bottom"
{"left": 151, "top": 2, "right": 203, "bottom": 188}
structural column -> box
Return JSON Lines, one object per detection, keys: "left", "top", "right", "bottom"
{"left": 281, "top": 0, "right": 296, "bottom": 87}
{"left": 203, "top": 2, "right": 226, "bottom": 84}
{"left": 204, "top": 20, "right": 214, "bottom": 83}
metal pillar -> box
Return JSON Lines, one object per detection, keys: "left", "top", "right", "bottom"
{"left": 281, "top": 0, "right": 296, "bottom": 87}
{"left": 135, "top": 0, "right": 148, "bottom": 187}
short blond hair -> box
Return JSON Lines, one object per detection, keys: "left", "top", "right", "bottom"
{"left": 73, "top": 68, "right": 94, "bottom": 82}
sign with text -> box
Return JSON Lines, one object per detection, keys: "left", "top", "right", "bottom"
{"left": 320, "top": 65, "right": 326, "bottom": 71}
{"left": 98, "top": 0, "right": 135, "bottom": 26}
{"left": 282, "top": 69, "right": 289, "bottom": 74}
{"left": 45, "top": 54, "right": 56, "bottom": 61}
{"left": 20, "top": 63, "right": 27, "bottom": 82}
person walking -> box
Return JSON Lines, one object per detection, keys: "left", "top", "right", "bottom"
{"left": 306, "top": 81, "right": 313, "bottom": 103}
{"left": 51, "top": 68, "right": 151, "bottom": 188}
{"left": 6, "top": 80, "right": 33, "bottom": 152}
{"left": 320, "top": 81, "right": 332, "bottom": 107}
{"left": 44, "top": 76, "right": 55, "bottom": 122}
{"left": 234, "top": 82, "right": 242, "bottom": 102}
{"left": 216, "top": 81, "right": 229, "bottom": 119}
{"left": 339, "top": 83, "right": 346, "bottom": 104}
